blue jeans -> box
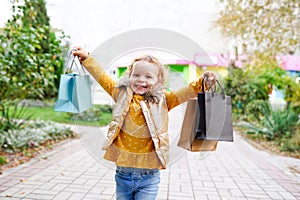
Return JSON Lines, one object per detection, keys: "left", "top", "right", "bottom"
{"left": 115, "top": 166, "right": 160, "bottom": 200}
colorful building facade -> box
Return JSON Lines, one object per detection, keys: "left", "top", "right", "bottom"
{"left": 116, "top": 53, "right": 300, "bottom": 89}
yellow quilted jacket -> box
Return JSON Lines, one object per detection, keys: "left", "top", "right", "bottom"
{"left": 82, "top": 55, "right": 207, "bottom": 169}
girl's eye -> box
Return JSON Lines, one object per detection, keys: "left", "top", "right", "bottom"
{"left": 132, "top": 74, "right": 139, "bottom": 77}
{"left": 146, "top": 75, "right": 153, "bottom": 79}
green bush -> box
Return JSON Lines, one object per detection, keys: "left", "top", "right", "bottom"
{"left": 280, "top": 129, "right": 300, "bottom": 153}
{"left": 0, "top": 101, "right": 33, "bottom": 133}
{"left": 0, "top": 156, "right": 7, "bottom": 165}
{"left": 224, "top": 65, "right": 269, "bottom": 114}
{"left": 224, "top": 55, "right": 299, "bottom": 116}
{"left": 0, "top": 1, "right": 69, "bottom": 135}
{"left": 238, "top": 100, "right": 299, "bottom": 140}
{"left": 0, "top": 1, "right": 69, "bottom": 101}
{"left": 284, "top": 76, "right": 300, "bottom": 113}
{"left": 0, "top": 120, "right": 75, "bottom": 153}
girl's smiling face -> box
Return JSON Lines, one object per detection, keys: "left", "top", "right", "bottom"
{"left": 129, "top": 60, "right": 159, "bottom": 95}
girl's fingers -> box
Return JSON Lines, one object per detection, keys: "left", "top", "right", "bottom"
{"left": 72, "top": 46, "right": 82, "bottom": 51}
{"left": 203, "top": 72, "right": 217, "bottom": 87}
{"left": 71, "top": 46, "right": 89, "bottom": 62}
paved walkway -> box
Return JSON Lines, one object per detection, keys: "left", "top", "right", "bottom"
{"left": 0, "top": 124, "right": 300, "bottom": 200}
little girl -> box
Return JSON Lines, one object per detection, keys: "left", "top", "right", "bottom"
{"left": 73, "top": 47, "right": 216, "bottom": 200}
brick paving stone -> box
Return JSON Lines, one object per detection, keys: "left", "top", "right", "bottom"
{"left": 168, "top": 184, "right": 181, "bottom": 193}
{"left": 67, "top": 193, "right": 86, "bottom": 200}
{"left": 206, "top": 194, "right": 222, "bottom": 200}
{"left": 98, "top": 194, "right": 114, "bottom": 200}
{"left": 1, "top": 179, "right": 20, "bottom": 187}
{"left": 194, "top": 194, "right": 209, "bottom": 200}
{"left": 246, "top": 193, "right": 272, "bottom": 199}
{"left": 0, "top": 125, "right": 299, "bottom": 200}
{"left": 0, "top": 178, "right": 10, "bottom": 186}
{"left": 0, "top": 186, "right": 9, "bottom": 193}
{"left": 50, "top": 183, "right": 69, "bottom": 192}
{"left": 64, "top": 184, "right": 93, "bottom": 194}
{"left": 30, "top": 189, "right": 59, "bottom": 196}
{"left": 266, "top": 191, "right": 286, "bottom": 200}
{"left": 101, "top": 187, "right": 115, "bottom": 196}
{"left": 52, "top": 191, "right": 73, "bottom": 200}
{"left": 12, "top": 188, "right": 35, "bottom": 198}
{"left": 0, "top": 187, "right": 23, "bottom": 197}
{"left": 279, "top": 191, "right": 298, "bottom": 200}
{"left": 84, "top": 193, "right": 102, "bottom": 199}
{"left": 39, "top": 182, "right": 61, "bottom": 191}
{"left": 84, "top": 179, "right": 100, "bottom": 186}
{"left": 197, "top": 190, "right": 219, "bottom": 196}
{"left": 72, "top": 177, "right": 88, "bottom": 185}
{"left": 228, "top": 189, "right": 244, "bottom": 197}
{"left": 216, "top": 188, "right": 232, "bottom": 197}
{"left": 168, "top": 191, "right": 194, "bottom": 198}
{"left": 25, "top": 193, "right": 55, "bottom": 200}
{"left": 0, "top": 198, "right": 24, "bottom": 200}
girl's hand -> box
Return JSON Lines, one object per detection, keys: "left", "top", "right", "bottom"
{"left": 202, "top": 71, "right": 217, "bottom": 89}
{"left": 72, "top": 46, "right": 89, "bottom": 62}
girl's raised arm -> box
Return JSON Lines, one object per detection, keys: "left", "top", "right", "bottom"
{"left": 73, "top": 47, "right": 117, "bottom": 98}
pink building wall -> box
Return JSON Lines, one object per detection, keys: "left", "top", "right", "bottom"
{"left": 179, "top": 53, "right": 300, "bottom": 72}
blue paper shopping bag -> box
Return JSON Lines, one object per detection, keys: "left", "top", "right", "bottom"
{"left": 54, "top": 52, "right": 92, "bottom": 113}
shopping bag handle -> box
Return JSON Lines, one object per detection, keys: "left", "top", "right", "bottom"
{"left": 64, "top": 49, "right": 88, "bottom": 76}
{"left": 202, "top": 76, "right": 226, "bottom": 99}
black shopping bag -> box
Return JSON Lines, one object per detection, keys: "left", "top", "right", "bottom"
{"left": 196, "top": 79, "right": 234, "bottom": 141}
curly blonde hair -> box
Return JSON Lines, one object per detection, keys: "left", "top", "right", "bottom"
{"left": 127, "top": 54, "right": 168, "bottom": 84}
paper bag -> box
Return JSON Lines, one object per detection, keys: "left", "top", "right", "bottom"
{"left": 177, "top": 98, "right": 218, "bottom": 152}
{"left": 54, "top": 52, "right": 92, "bottom": 113}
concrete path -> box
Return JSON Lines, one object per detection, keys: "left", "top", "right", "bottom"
{"left": 0, "top": 124, "right": 299, "bottom": 200}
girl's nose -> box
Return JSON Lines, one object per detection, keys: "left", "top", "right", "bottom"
{"left": 137, "top": 76, "right": 146, "bottom": 82}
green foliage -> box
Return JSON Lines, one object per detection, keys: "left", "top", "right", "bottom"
{"left": 0, "top": 0, "right": 69, "bottom": 101}
{"left": 0, "top": 120, "right": 75, "bottom": 153}
{"left": 279, "top": 128, "right": 300, "bottom": 152}
{"left": 252, "top": 53, "right": 290, "bottom": 90}
{"left": 238, "top": 100, "right": 299, "bottom": 140}
{"left": 284, "top": 75, "right": 300, "bottom": 113}
{"left": 0, "top": 101, "right": 33, "bottom": 133}
{"left": 22, "top": 0, "right": 50, "bottom": 28}
{"left": 224, "top": 65, "right": 269, "bottom": 114}
{"left": 213, "top": 0, "right": 300, "bottom": 154}
{"left": 0, "top": 156, "right": 7, "bottom": 165}
{"left": 224, "top": 55, "right": 299, "bottom": 114}
{"left": 252, "top": 55, "right": 300, "bottom": 113}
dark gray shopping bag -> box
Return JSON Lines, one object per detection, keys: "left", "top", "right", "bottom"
{"left": 196, "top": 79, "right": 234, "bottom": 141}
{"left": 54, "top": 52, "right": 92, "bottom": 113}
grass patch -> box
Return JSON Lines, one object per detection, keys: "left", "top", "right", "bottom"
{"left": 23, "top": 104, "right": 112, "bottom": 127}
{"left": 0, "top": 156, "right": 7, "bottom": 165}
